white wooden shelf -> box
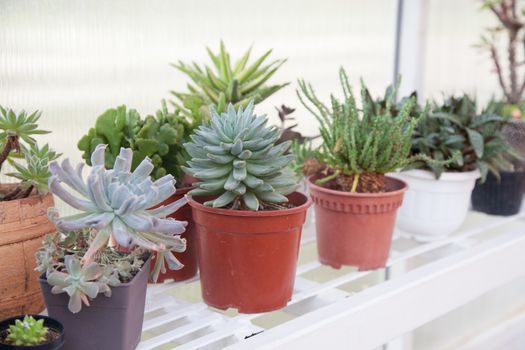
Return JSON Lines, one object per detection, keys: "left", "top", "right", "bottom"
{"left": 139, "top": 208, "right": 525, "bottom": 350}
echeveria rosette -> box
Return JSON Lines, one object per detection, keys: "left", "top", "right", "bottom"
{"left": 47, "top": 144, "right": 187, "bottom": 269}
{"left": 47, "top": 255, "right": 105, "bottom": 313}
{"left": 183, "top": 101, "right": 298, "bottom": 210}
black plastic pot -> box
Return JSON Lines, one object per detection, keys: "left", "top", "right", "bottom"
{"left": 0, "top": 315, "right": 64, "bottom": 350}
{"left": 39, "top": 256, "right": 150, "bottom": 350}
{"left": 472, "top": 171, "right": 525, "bottom": 216}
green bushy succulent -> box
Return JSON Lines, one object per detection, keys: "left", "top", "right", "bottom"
{"left": 171, "top": 41, "right": 288, "bottom": 123}
{"left": 409, "top": 94, "right": 521, "bottom": 180}
{"left": 78, "top": 101, "right": 193, "bottom": 182}
{"left": 297, "top": 68, "right": 427, "bottom": 193}
{"left": 77, "top": 105, "right": 138, "bottom": 169}
{"left": 5, "top": 315, "right": 48, "bottom": 346}
{"left": 183, "top": 102, "right": 297, "bottom": 210}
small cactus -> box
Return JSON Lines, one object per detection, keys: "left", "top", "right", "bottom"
{"left": 5, "top": 315, "right": 48, "bottom": 346}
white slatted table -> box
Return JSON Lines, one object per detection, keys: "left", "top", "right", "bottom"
{"left": 139, "top": 208, "right": 525, "bottom": 350}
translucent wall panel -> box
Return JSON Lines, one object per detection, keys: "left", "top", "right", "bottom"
{"left": 424, "top": 0, "right": 500, "bottom": 104}
{"left": 0, "top": 0, "right": 396, "bottom": 166}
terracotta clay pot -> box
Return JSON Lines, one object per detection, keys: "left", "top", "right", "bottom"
{"left": 307, "top": 176, "right": 407, "bottom": 271}
{"left": 0, "top": 314, "right": 64, "bottom": 350}
{"left": 149, "top": 186, "right": 198, "bottom": 283}
{"left": 188, "top": 192, "right": 311, "bottom": 314}
{"left": 0, "top": 188, "right": 55, "bottom": 319}
{"left": 39, "top": 256, "right": 150, "bottom": 350}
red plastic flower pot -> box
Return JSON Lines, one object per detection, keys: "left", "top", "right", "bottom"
{"left": 149, "top": 186, "right": 198, "bottom": 283}
{"left": 307, "top": 176, "right": 407, "bottom": 271}
{"left": 187, "top": 192, "right": 312, "bottom": 314}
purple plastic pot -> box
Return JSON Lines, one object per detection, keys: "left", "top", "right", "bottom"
{"left": 39, "top": 256, "right": 150, "bottom": 350}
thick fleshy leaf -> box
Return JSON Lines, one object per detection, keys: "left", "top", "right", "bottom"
{"left": 68, "top": 291, "right": 82, "bottom": 314}
{"left": 91, "top": 144, "right": 107, "bottom": 167}
{"left": 47, "top": 272, "right": 70, "bottom": 288}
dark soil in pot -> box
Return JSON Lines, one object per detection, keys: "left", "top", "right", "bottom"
{"left": 307, "top": 175, "right": 407, "bottom": 271}
{"left": 150, "top": 186, "right": 198, "bottom": 283}
{"left": 0, "top": 315, "right": 64, "bottom": 350}
{"left": 39, "top": 256, "right": 151, "bottom": 350}
{"left": 471, "top": 170, "right": 525, "bottom": 216}
{"left": 187, "top": 192, "right": 312, "bottom": 314}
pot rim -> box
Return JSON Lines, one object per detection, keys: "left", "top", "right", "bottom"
{"left": 306, "top": 175, "right": 408, "bottom": 198}
{"left": 186, "top": 191, "right": 312, "bottom": 217}
{"left": 0, "top": 184, "right": 52, "bottom": 201}
{"left": 391, "top": 169, "right": 481, "bottom": 181}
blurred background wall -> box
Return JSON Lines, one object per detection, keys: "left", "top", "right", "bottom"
{"left": 1, "top": 0, "right": 501, "bottom": 169}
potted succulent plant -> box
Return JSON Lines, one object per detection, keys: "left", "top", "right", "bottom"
{"left": 297, "top": 68, "right": 425, "bottom": 271}
{"left": 390, "top": 95, "right": 519, "bottom": 240}
{"left": 184, "top": 101, "right": 311, "bottom": 313}
{"left": 37, "top": 144, "right": 187, "bottom": 350}
{"left": 171, "top": 41, "right": 288, "bottom": 124}
{"left": 77, "top": 101, "right": 198, "bottom": 282}
{"left": 0, "top": 107, "right": 59, "bottom": 319}
{"left": 0, "top": 315, "right": 64, "bottom": 350}
{"left": 471, "top": 101, "right": 525, "bottom": 215}
{"left": 470, "top": 0, "right": 525, "bottom": 211}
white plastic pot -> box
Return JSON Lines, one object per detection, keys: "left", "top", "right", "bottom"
{"left": 388, "top": 169, "right": 480, "bottom": 242}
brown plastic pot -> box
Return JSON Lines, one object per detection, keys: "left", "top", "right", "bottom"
{"left": 39, "top": 256, "right": 150, "bottom": 350}
{"left": 149, "top": 186, "right": 198, "bottom": 283}
{"left": 307, "top": 175, "right": 407, "bottom": 271}
{"left": 0, "top": 188, "right": 55, "bottom": 319}
{"left": 187, "top": 192, "right": 311, "bottom": 314}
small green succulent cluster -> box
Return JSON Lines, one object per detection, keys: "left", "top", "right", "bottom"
{"left": 183, "top": 102, "right": 297, "bottom": 210}
{"left": 0, "top": 106, "right": 58, "bottom": 201}
{"left": 36, "top": 230, "right": 146, "bottom": 313}
{"left": 5, "top": 315, "right": 48, "bottom": 346}
{"left": 409, "top": 95, "right": 521, "bottom": 180}
{"left": 5, "top": 144, "right": 60, "bottom": 199}
{"left": 297, "top": 68, "right": 427, "bottom": 192}
{"left": 172, "top": 41, "right": 288, "bottom": 123}
{"left": 78, "top": 101, "right": 193, "bottom": 182}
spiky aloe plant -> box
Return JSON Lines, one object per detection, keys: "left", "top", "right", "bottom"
{"left": 0, "top": 106, "right": 57, "bottom": 201}
{"left": 297, "top": 68, "right": 429, "bottom": 193}
{"left": 5, "top": 316, "right": 48, "bottom": 346}
{"left": 172, "top": 41, "right": 288, "bottom": 123}
{"left": 183, "top": 102, "right": 297, "bottom": 210}
{"left": 47, "top": 144, "right": 187, "bottom": 268}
